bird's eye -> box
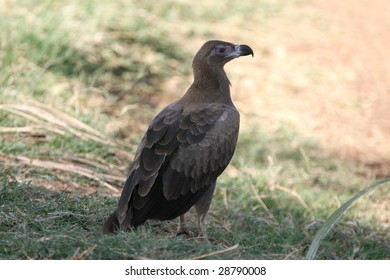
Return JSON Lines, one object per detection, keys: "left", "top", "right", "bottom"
{"left": 217, "top": 47, "right": 226, "bottom": 55}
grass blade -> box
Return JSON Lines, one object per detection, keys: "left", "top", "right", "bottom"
{"left": 305, "top": 178, "right": 390, "bottom": 260}
{"left": 192, "top": 244, "right": 240, "bottom": 260}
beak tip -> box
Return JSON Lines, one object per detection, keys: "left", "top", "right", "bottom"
{"left": 238, "top": 44, "right": 254, "bottom": 58}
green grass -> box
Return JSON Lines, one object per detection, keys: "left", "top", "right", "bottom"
{"left": 1, "top": 154, "right": 389, "bottom": 259}
{"left": 306, "top": 178, "right": 390, "bottom": 259}
{"left": 0, "top": 0, "right": 389, "bottom": 259}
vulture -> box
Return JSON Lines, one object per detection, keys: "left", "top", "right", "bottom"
{"left": 103, "top": 40, "right": 253, "bottom": 238}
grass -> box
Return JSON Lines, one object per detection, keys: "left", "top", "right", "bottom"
{"left": 1, "top": 0, "right": 389, "bottom": 259}
{"left": 306, "top": 178, "right": 390, "bottom": 259}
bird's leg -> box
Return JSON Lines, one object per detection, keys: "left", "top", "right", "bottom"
{"left": 196, "top": 212, "right": 208, "bottom": 240}
{"left": 194, "top": 182, "right": 216, "bottom": 241}
{"left": 176, "top": 214, "right": 194, "bottom": 237}
{"left": 179, "top": 214, "right": 188, "bottom": 232}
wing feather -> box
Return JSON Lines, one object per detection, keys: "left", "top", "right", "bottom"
{"left": 116, "top": 102, "right": 239, "bottom": 227}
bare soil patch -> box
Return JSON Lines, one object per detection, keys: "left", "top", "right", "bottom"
{"left": 232, "top": 0, "right": 390, "bottom": 176}
{"left": 311, "top": 0, "right": 390, "bottom": 166}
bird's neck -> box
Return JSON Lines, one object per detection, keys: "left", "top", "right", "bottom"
{"left": 184, "top": 65, "right": 233, "bottom": 105}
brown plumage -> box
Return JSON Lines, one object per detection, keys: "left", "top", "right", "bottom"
{"left": 103, "top": 40, "right": 253, "bottom": 238}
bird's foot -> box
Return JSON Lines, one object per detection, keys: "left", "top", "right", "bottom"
{"left": 195, "top": 231, "right": 209, "bottom": 243}
{"left": 176, "top": 226, "right": 195, "bottom": 238}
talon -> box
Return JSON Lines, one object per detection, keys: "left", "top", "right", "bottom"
{"left": 177, "top": 214, "right": 195, "bottom": 237}
{"left": 176, "top": 227, "right": 195, "bottom": 237}
{"left": 196, "top": 232, "right": 209, "bottom": 242}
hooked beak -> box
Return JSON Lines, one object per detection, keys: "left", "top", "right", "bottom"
{"left": 226, "top": 44, "right": 254, "bottom": 59}
{"left": 236, "top": 44, "right": 254, "bottom": 57}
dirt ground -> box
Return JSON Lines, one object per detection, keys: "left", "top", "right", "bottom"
{"left": 311, "top": 0, "right": 390, "bottom": 164}
{"left": 232, "top": 0, "right": 390, "bottom": 177}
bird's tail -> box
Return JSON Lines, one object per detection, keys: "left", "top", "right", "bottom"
{"left": 102, "top": 212, "right": 120, "bottom": 234}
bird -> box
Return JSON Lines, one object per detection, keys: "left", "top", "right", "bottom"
{"left": 103, "top": 40, "right": 253, "bottom": 238}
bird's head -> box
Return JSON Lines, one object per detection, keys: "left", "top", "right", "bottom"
{"left": 193, "top": 40, "right": 254, "bottom": 69}
{"left": 189, "top": 40, "right": 254, "bottom": 95}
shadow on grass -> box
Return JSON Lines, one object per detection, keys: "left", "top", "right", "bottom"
{"left": 2, "top": 11, "right": 189, "bottom": 104}
{"left": 1, "top": 169, "right": 388, "bottom": 259}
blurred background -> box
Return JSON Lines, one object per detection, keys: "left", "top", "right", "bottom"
{"left": 2, "top": 0, "right": 389, "bottom": 170}
{"left": 0, "top": 0, "right": 389, "bottom": 259}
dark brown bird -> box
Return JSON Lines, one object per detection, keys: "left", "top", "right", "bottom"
{"left": 103, "top": 40, "right": 253, "bottom": 238}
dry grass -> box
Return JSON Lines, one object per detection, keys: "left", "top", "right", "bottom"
{"left": 0, "top": 154, "right": 125, "bottom": 192}
{"left": 0, "top": 101, "right": 126, "bottom": 147}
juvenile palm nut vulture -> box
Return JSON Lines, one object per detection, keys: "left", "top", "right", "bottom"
{"left": 103, "top": 40, "right": 254, "bottom": 238}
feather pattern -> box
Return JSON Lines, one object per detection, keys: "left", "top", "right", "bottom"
{"left": 116, "top": 102, "right": 239, "bottom": 225}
